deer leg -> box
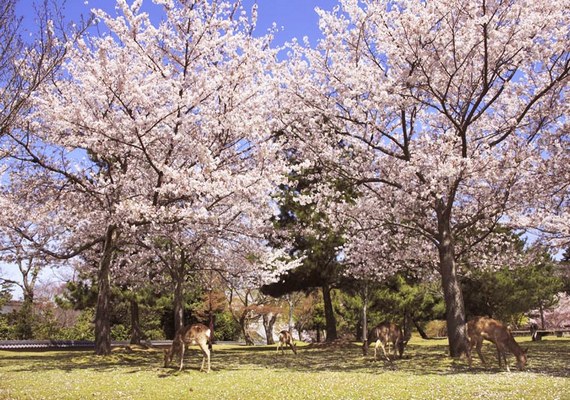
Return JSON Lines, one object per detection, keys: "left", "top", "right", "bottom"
{"left": 199, "top": 344, "right": 210, "bottom": 373}
{"left": 380, "top": 341, "right": 390, "bottom": 361}
{"left": 373, "top": 340, "right": 380, "bottom": 361}
{"left": 475, "top": 340, "right": 486, "bottom": 366}
{"left": 288, "top": 342, "right": 296, "bottom": 354}
{"left": 496, "top": 344, "right": 510, "bottom": 372}
{"left": 494, "top": 344, "right": 502, "bottom": 368}
{"left": 466, "top": 338, "right": 473, "bottom": 367}
{"left": 178, "top": 343, "right": 186, "bottom": 372}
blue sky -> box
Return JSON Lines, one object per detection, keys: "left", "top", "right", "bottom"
{"left": 17, "top": 0, "right": 340, "bottom": 45}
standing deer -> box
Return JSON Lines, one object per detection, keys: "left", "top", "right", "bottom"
{"left": 363, "top": 322, "right": 407, "bottom": 361}
{"left": 467, "top": 316, "right": 527, "bottom": 372}
{"left": 164, "top": 323, "right": 211, "bottom": 372}
{"left": 276, "top": 330, "right": 297, "bottom": 355}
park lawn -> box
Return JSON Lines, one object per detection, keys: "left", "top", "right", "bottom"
{"left": 0, "top": 336, "right": 568, "bottom": 400}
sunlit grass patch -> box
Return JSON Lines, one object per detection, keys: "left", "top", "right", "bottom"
{"left": 0, "top": 337, "right": 568, "bottom": 399}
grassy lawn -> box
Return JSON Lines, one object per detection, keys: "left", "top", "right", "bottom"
{"left": 0, "top": 336, "right": 568, "bottom": 400}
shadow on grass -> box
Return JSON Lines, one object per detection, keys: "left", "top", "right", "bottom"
{"left": 2, "top": 338, "right": 568, "bottom": 378}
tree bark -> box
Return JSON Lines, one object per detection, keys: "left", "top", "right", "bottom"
{"left": 322, "top": 283, "right": 337, "bottom": 342}
{"left": 403, "top": 310, "right": 413, "bottom": 342}
{"left": 208, "top": 289, "right": 216, "bottom": 344}
{"left": 94, "top": 224, "right": 116, "bottom": 356}
{"left": 361, "top": 282, "right": 368, "bottom": 343}
{"left": 413, "top": 319, "right": 429, "bottom": 339}
{"left": 262, "top": 312, "right": 278, "bottom": 345}
{"left": 173, "top": 267, "right": 185, "bottom": 334}
{"left": 287, "top": 294, "right": 295, "bottom": 333}
{"left": 438, "top": 228, "right": 469, "bottom": 357}
{"left": 129, "top": 298, "right": 142, "bottom": 345}
{"left": 239, "top": 312, "right": 255, "bottom": 345}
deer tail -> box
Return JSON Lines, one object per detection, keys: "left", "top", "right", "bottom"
{"left": 207, "top": 328, "right": 213, "bottom": 351}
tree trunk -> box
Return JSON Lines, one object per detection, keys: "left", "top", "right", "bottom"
{"left": 413, "top": 319, "right": 429, "bottom": 339}
{"left": 208, "top": 290, "right": 216, "bottom": 344}
{"left": 172, "top": 264, "right": 185, "bottom": 333}
{"left": 263, "top": 312, "right": 278, "bottom": 345}
{"left": 239, "top": 312, "right": 255, "bottom": 345}
{"left": 322, "top": 283, "right": 337, "bottom": 342}
{"left": 287, "top": 295, "right": 295, "bottom": 333}
{"left": 403, "top": 311, "right": 413, "bottom": 342}
{"left": 361, "top": 282, "right": 368, "bottom": 343}
{"left": 94, "top": 224, "right": 116, "bottom": 356}
{"left": 130, "top": 298, "right": 142, "bottom": 345}
{"left": 439, "top": 231, "right": 469, "bottom": 358}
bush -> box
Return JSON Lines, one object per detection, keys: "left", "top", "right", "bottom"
{"left": 111, "top": 324, "right": 130, "bottom": 341}
{"left": 425, "top": 320, "right": 447, "bottom": 338}
{"left": 213, "top": 311, "right": 240, "bottom": 341}
{"left": 59, "top": 308, "right": 95, "bottom": 341}
{"left": 0, "top": 313, "right": 16, "bottom": 340}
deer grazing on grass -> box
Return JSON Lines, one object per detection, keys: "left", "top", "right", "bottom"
{"left": 164, "top": 323, "right": 211, "bottom": 372}
{"left": 276, "top": 330, "right": 297, "bottom": 355}
{"left": 467, "top": 316, "right": 527, "bottom": 372}
{"left": 363, "top": 322, "right": 407, "bottom": 361}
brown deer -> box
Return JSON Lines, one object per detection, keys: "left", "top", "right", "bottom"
{"left": 363, "top": 322, "right": 407, "bottom": 361}
{"left": 276, "top": 330, "right": 297, "bottom": 354}
{"left": 164, "top": 323, "right": 211, "bottom": 372}
{"left": 467, "top": 316, "right": 527, "bottom": 372}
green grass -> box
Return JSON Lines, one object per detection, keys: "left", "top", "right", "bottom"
{"left": 0, "top": 336, "right": 568, "bottom": 400}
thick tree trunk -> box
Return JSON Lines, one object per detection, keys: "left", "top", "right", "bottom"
{"left": 94, "top": 224, "right": 116, "bottom": 356}
{"left": 439, "top": 232, "right": 469, "bottom": 358}
{"left": 322, "top": 283, "right": 337, "bottom": 342}
{"left": 262, "top": 313, "right": 278, "bottom": 345}
{"left": 130, "top": 299, "right": 142, "bottom": 345}
{"left": 239, "top": 313, "right": 255, "bottom": 345}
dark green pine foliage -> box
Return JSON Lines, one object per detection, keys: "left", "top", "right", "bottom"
{"left": 262, "top": 161, "right": 354, "bottom": 341}
{"left": 462, "top": 250, "right": 563, "bottom": 326}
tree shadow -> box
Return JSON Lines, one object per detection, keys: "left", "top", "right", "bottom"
{"left": 2, "top": 338, "right": 568, "bottom": 378}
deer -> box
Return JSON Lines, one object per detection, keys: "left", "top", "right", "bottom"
{"left": 467, "top": 316, "right": 528, "bottom": 372}
{"left": 276, "top": 330, "right": 297, "bottom": 355}
{"left": 164, "top": 323, "right": 211, "bottom": 372}
{"left": 362, "top": 321, "right": 407, "bottom": 361}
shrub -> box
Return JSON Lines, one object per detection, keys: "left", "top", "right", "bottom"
{"left": 425, "top": 320, "right": 447, "bottom": 338}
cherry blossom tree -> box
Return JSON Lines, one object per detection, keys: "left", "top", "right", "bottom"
{"left": 4, "top": 0, "right": 290, "bottom": 355}
{"left": 0, "top": 0, "right": 80, "bottom": 140}
{"left": 279, "top": 0, "right": 569, "bottom": 356}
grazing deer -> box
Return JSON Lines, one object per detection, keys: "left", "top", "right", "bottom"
{"left": 467, "top": 316, "right": 527, "bottom": 372}
{"left": 276, "top": 330, "right": 297, "bottom": 355}
{"left": 164, "top": 323, "right": 211, "bottom": 372}
{"left": 363, "top": 322, "right": 407, "bottom": 361}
